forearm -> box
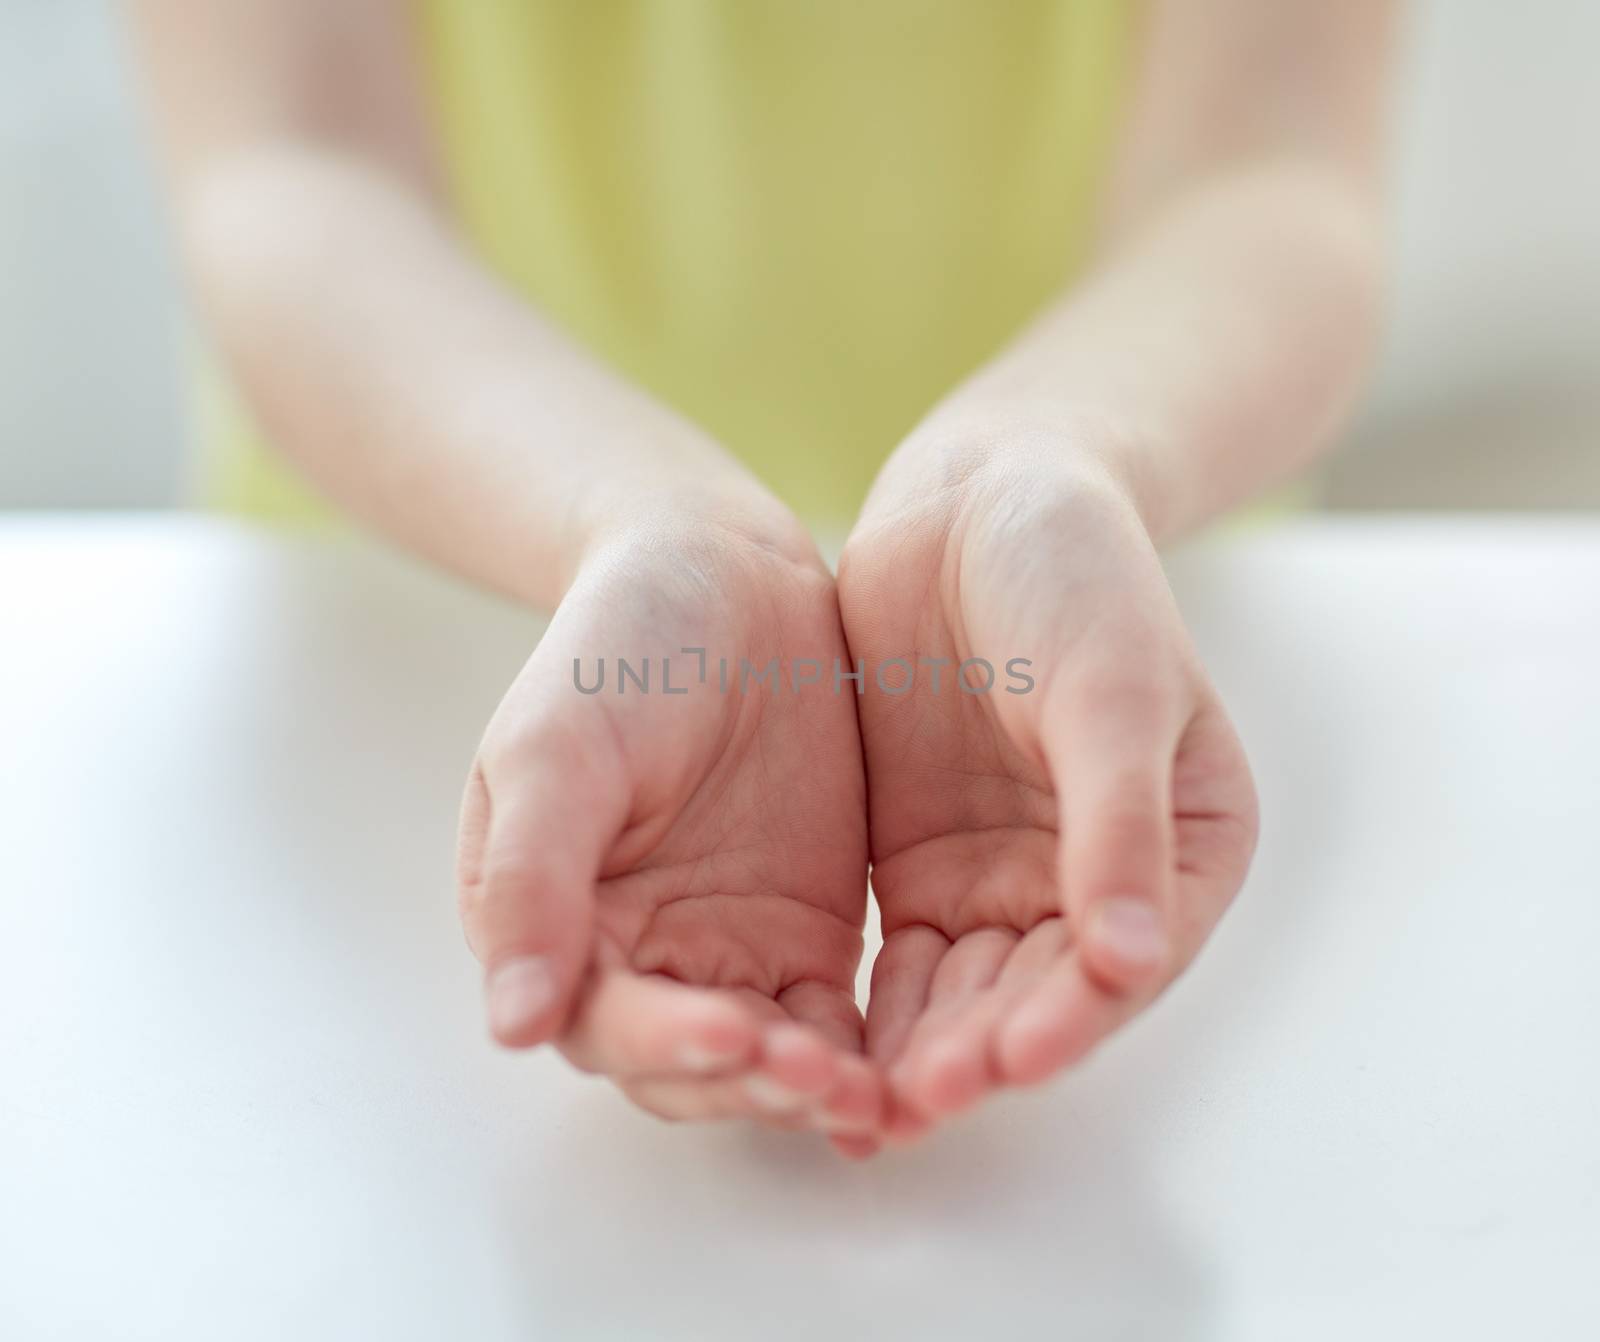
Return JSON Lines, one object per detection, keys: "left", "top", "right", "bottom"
{"left": 871, "top": 158, "right": 1384, "bottom": 541}
{"left": 177, "top": 143, "right": 808, "bottom": 608}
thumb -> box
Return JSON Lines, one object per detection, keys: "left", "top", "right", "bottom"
{"left": 457, "top": 734, "right": 626, "bottom": 1048}
{"left": 1043, "top": 678, "right": 1181, "bottom": 996}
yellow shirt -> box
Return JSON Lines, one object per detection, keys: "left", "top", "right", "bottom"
{"left": 201, "top": 0, "right": 1137, "bottom": 530}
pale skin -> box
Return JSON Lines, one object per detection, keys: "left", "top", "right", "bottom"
{"left": 130, "top": 0, "right": 1394, "bottom": 1154}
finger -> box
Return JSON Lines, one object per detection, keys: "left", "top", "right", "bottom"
{"left": 879, "top": 1099, "right": 935, "bottom": 1147}
{"left": 927, "top": 926, "right": 1022, "bottom": 1003}
{"left": 620, "top": 1073, "right": 772, "bottom": 1124}
{"left": 777, "top": 981, "right": 885, "bottom": 1134}
{"left": 811, "top": 1056, "right": 883, "bottom": 1134}
{"left": 742, "top": 1053, "right": 883, "bottom": 1134}
{"left": 559, "top": 971, "right": 763, "bottom": 1078}
{"left": 621, "top": 1017, "right": 873, "bottom": 1135}
{"left": 887, "top": 927, "right": 1016, "bottom": 1118}
{"left": 777, "top": 979, "right": 864, "bottom": 1054}
{"left": 888, "top": 919, "right": 1066, "bottom": 1121}
{"left": 1043, "top": 678, "right": 1183, "bottom": 996}
{"left": 863, "top": 922, "right": 949, "bottom": 1064}
{"left": 459, "top": 733, "right": 628, "bottom": 1049}
{"left": 737, "top": 1018, "right": 852, "bottom": 1124}
{"left": 892, "top": 999, "right": 1007, "bottom": 1121}
{"left": 993, "top": 952, "right": 1130, "bottom": 1085}
{"left": 864, "top": 926, "right": 953, "bottom": 1145}
{"left": 995, "top": 702, "right": 1257, "bottom": 1088}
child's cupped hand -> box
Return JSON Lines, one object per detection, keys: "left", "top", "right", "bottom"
{"left": 834, "top": 436, "right": 1259, "bottom": 1144}
{"left": 456, "top": 514, "right": 884, "bottom": 1146}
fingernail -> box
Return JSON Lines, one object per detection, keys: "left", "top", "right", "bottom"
{"left": 743, "top": 1075, "right": 805, "bottom": 1113}
{"left": 485, "top": 956, "right": 555, "bottom": 1040}
{"left": 678, "top": 1041, "right": 747, "bottom": 1073}
{"left": 1088, "top": 898, "right": 1169, "bottom": 970}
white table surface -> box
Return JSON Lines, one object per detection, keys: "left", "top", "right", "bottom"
{"left": 2, "top": 514, "right": 1597, "bottom": 1341}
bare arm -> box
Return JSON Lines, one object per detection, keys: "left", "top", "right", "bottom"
{"left": 126, "top": 0, "right": 811, "bottom": 611}
{"left": 867, "top": 0, "right": 1399, "bottom": 540}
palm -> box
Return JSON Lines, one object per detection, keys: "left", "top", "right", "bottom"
{"left": 838, "top": 487, "right": 1257, "bottom": 1137}
{"left": 583, "top": 551, "right": 871, "bottom": 1074}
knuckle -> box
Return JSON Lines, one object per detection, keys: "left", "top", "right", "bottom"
{"left": 478, "top": 847, "right": 576, "bottom": 905}
{"left": 1074, "top": 666, "right": 1176, "bottom": 722}
{"left": 1096, "top": 799, "right": 1166, "bottom": 847}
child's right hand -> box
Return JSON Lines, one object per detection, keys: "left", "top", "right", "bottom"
{"left": 456, "top": 511, "right": 883, "bottom": 1143}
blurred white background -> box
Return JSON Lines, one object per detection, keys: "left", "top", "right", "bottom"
{"left": 1, "top": 0, "right": 1596, "bottom": 511}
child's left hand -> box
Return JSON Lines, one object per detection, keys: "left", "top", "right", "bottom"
{"left": 837, "top": 431, "right": 1259, "bottom": 1144}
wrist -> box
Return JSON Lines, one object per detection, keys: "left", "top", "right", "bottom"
{"left": 563, "top": 486, "right": 839, "bottom": 670}
{"left": 562, "top": 471, "right": 824, "bottom": 597}
{"left": 858, "top": 408, "right": 1160, "bottom": 544}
